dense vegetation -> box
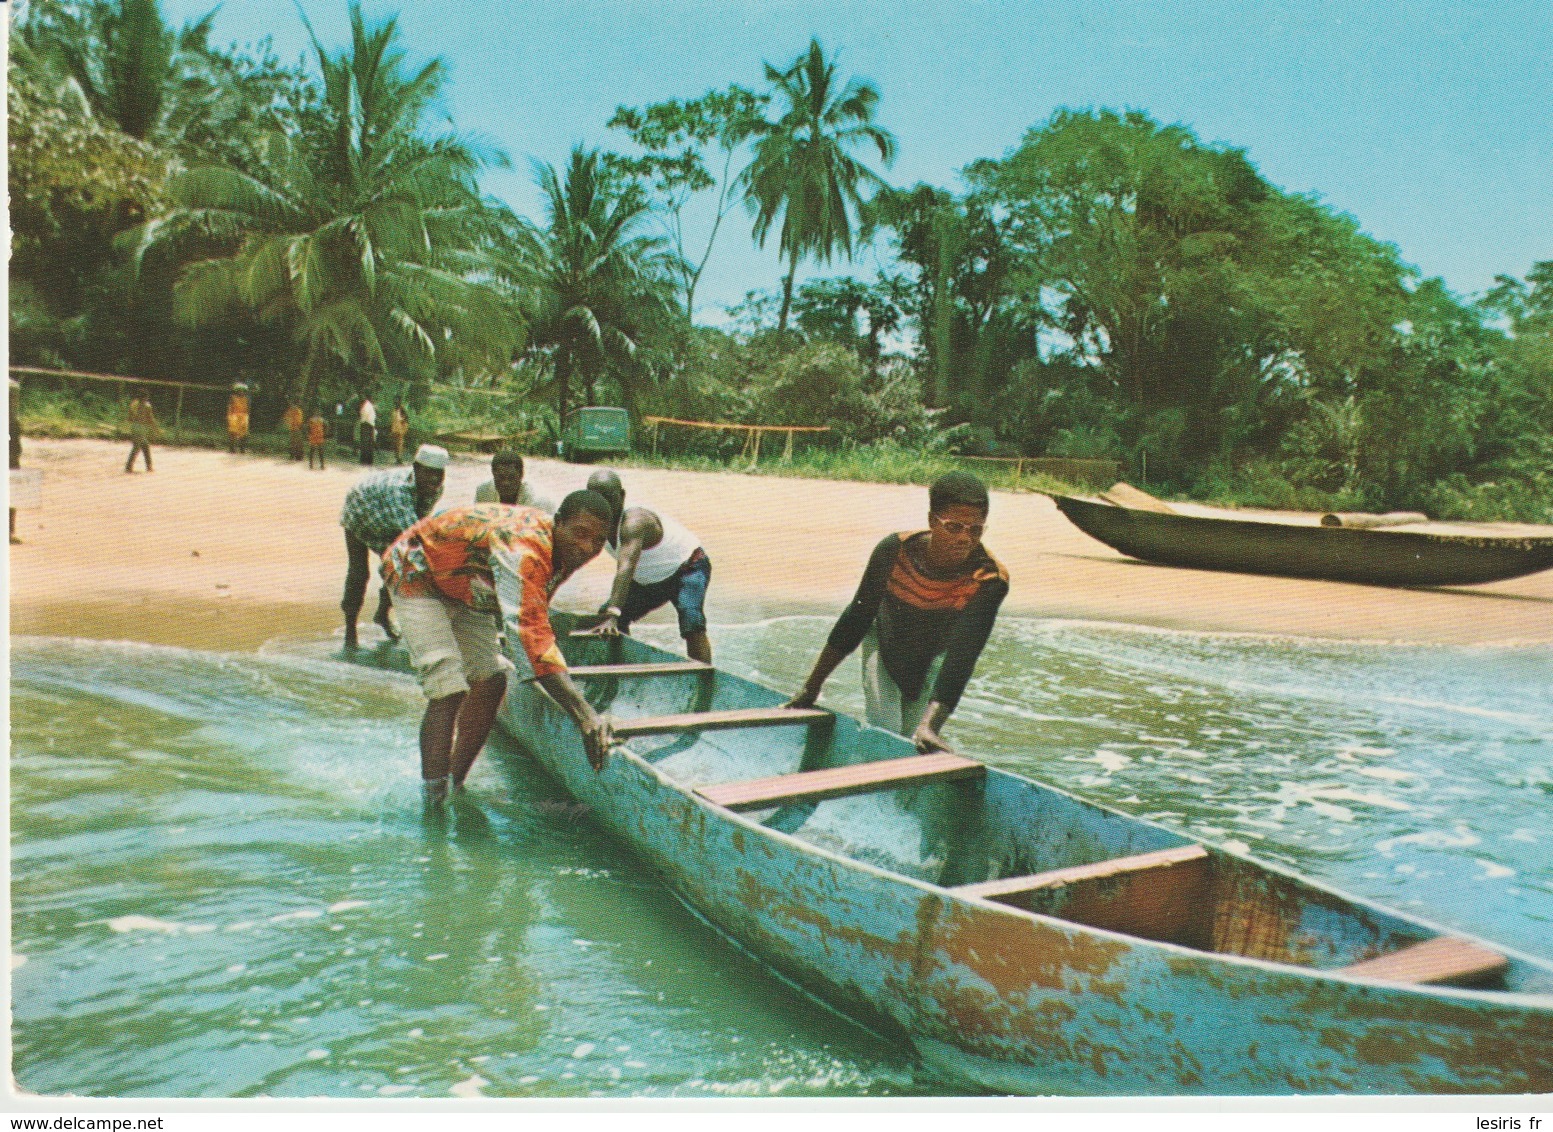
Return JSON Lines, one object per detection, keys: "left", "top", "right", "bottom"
{"left": 10, "top": 0, "right": 1551, "bottom": 518}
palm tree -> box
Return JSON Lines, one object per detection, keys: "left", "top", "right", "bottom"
{"left": 140, "top": 2, "right": 518, "bottom": 404}
{"left": 741, "top": 39, "right": 896, "bottom": 333}
{"left": 522, "top": 148, "right": 680, "bottom": 425}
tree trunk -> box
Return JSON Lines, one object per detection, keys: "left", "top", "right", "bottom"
{"left": 555, "top": 350, "right": 571, "bottom": 429}
{"left": 777, "top": 250, "right": 798, "bottom": 334}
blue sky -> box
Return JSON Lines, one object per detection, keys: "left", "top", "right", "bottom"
{"left": 157, "top": 0, "right": 1552, "bottom": 321}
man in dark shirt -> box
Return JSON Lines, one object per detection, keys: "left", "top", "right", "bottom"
{"left": 788, "top": 472, "right": 1008, "bottom": 753}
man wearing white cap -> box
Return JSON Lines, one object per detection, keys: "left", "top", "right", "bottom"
{"left": 339, "top": 443, "right": 448, "bottom": 649}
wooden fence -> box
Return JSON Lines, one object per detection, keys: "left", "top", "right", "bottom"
{"left": 952, "top": 455, "right": 1122, "bottom": 489}
{"left": 11, "top": 365, "right": 230, "bottom": 438}
{"left": 643, "top": 415, "right": 830, "bottom": 463}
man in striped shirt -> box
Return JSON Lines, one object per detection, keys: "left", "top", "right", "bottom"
{"left": 787, "top": 472, "right": 1008, "bottom": 754}
{"left": 383, "top": 490, "right": 615, "bottom": 803}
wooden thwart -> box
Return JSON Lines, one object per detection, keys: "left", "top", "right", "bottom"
{"left": 954, "top": 844, "right": 1210, "bottom": 902}
{"left": 568, "top": 661, "right": 713, "bottom": 678}
{"left": 698, "top": 752, "right": 985, "bottom": 812}
{"left": 613, "top": 706, "right": 830, "bottom": 739}
{"left": 1340, "top": 936, "right": 1508, "bottom": 987}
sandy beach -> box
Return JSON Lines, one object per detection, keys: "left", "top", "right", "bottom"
{"left": 8, "top": 436, "right": 1553, "bottom": 652}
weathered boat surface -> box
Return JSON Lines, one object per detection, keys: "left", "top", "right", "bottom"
{"left": 495, "top": 618, "right": 1553, "bottom": 1095}
{"left": 1051, "top": 494, "right": 1553, "bottom": 586}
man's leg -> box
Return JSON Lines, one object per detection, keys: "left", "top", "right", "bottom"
{"left": 859, "top": 629, "right": 911, "bottom": 735}
{"left": 440, "top": 606, "right": 513, "bottom": 787}
{"left": 420, "top": 692, "right": 465, "bottom": 784}
{"left": 373, "top": 584, "right": 399, "bottom": 641}
{"left": 449, "top": 672, "right": 508, "bottom": 786}
{"left": 396, "top": 592, "right": 473, "bottom": 804}
{"left": 671, "top": 557, "right": 713, "bottom": 664}
{"left": 341, "top": 531, "right": 371, "bottom": 649}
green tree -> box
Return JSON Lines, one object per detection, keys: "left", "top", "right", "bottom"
{"left": 523, "top": 148, "right": 681, "bottom": 424}
{"left": 981, "top": 108, "right": 1410, "bottom": 474}
{"left": 741, "top": 39, "right": 896, "bottom": 334}
{"left": 142, "top": 2, "right": 518, "bottom": 404}
{"left": 606, "top": 86, "right": 767, "bottom": 317}
{"left": 874, "top": 182, "right": 1033, "bottom": 425}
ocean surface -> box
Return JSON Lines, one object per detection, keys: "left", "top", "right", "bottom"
{"left": 10, "top": 619, "right": 1552, "bottom": 1098}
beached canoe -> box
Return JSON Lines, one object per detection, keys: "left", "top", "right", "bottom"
{"left": 495, "top": 617, "right": 1553, "bottom": 1095}
{"left": 1050, "top": 491, "right": 1553, "bottom": 587}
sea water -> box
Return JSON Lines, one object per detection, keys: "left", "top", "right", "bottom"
{"left": 10, "top": 622, "right": 1553, "bottom": 1097}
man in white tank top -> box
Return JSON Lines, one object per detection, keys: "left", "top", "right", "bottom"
{"left": 578, "top": 469, "right": 713, "bottom": 663}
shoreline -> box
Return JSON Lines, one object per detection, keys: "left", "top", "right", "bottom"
{"left": 10, "top": 437, "right": 1553, "bottom": 653}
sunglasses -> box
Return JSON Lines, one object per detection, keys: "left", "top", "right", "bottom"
{"left": 932, "top": 515, "right": 985, "bottom": 538}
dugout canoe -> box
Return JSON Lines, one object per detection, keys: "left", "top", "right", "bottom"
{"left": 495, "top": 617, "right": 1553, "bottom": 1095}
{"left": 1050, "top": 491, "right": 1553, "bottom": 587}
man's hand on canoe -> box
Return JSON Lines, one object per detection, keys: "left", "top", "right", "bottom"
{"left": 580, "top": 711, "right": 613, "bottom": 771}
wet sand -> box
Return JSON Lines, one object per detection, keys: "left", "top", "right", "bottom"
{"left": 9, "top": 437, "right": 1553, "bottom": 652}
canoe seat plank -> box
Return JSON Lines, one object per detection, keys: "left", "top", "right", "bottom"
{"left": 698, "top": 752, "right": 984, "bottom": 812}
{"left": 613, "top": 707, "right": 831, "bottom": 739}
{"left": 953, "top": 844, "right": 1209, "bottom": 902}
{"left": 569, "top": 661, "right": 713, "bottom": 678}
{"left": 1340, "top": 936, "right": 1508, "bottom": 986}
{"left": 953, "top": 845, "right": 1213, "bottom": 943}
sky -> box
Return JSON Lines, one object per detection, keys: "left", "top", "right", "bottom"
{"left": 154, "top": 0, "right": 1553, "bottom": 322}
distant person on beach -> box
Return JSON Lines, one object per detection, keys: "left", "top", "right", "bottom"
{"left": 124, "top": 392, "right": 157, "bottom": 473}
{"left": 307, "top": 410, "right": 328, "bottom": 469}
{"left": 357, "top": 397, "right": 377, "bottom": 466}
{"left": 382, "top": 490, "right": 616, "bottom": 803}
{"left": 786, "top": 471, "right": 1008, "bottom": 754}
{"left": 474, "top": 451, "right": 551, "bottom": 511}
{"left": 10, "top": 379, "right": 22, "bottom": 543}
{"left": 338, "top": 444, "right": 448, "bottom": 649}
{"left": 575, "top": 469, "right": 712, "bottom": 664}
{"left": 388, "top": 400, "right": 410, "bottom": 464}
{"left": 283, "top": 401, "right": 306, "bottom": 461}
{"left": 226, "top": 385, "right": 250, "bottom": 454}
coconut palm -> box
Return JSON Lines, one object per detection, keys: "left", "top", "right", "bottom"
{"left": 522, "top": 147, "right": 681, "bottom": 424}
{"left": 741, "top": 39, "right": 896, "bottom": 333}
{"left": 141, "top": 2, "right": 519, "bottom": 403}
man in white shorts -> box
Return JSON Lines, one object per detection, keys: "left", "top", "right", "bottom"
{"left": 382, "top": 489, "right": 615, "bottom": 804}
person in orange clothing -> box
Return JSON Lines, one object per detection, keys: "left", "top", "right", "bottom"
{"left": 306, "top": 409, "right": 328, "bottom": 469}
{"left": 124, "top": 392, "right": 158, "bottom": 472}
{"left": 226, "top": 385, "right": 251, "bottom": 454}
{"left": 282, "top": 401, "right": 305, "bottom": 461}
{"left": 382, "top": 490, "right": 616, "bottom": 804}
{"left": 388, "top": 400, "right": 410, "bottom": 464}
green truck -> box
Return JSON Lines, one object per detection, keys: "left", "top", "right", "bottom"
{"left": 558, "top": 406, "right": 631, "bottom": 461}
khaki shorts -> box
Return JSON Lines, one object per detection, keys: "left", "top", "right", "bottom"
{"left": 392, "top": 592, "right": 513, "bottom": 699}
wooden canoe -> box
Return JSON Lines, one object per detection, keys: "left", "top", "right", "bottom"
{"left": 1050, "top": 492, "right": 1553, "bottom": 587}
{"left": 494, "top": 616, "right": 1553, "bottom": 1095}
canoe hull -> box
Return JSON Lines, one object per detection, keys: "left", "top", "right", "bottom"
{"left": 496, "top": 631, "right": 1553, "bottom": 1095}
{"left": 1053, "top": 496, "right": 1553, "bottom": 586}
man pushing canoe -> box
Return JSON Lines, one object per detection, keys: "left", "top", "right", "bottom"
{"left": 788, "top": 472, "right": 1008, "bottom": 754}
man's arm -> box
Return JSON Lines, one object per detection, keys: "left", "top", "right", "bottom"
{"left": 786, "top": 536, "right": 897, "bottom": 708}
{"left": 536, "top": 671, "right": 613, "bottom": 770}
{"left": 911, "top": 575, "right": 1009, "bottom": 752}
{"left": 580, "top": 508, "right": 660, "bottom": 638}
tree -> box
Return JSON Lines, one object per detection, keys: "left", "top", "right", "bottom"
{"left": 142, "top": 2, "right": 518, "bottom": 404}
{"left": 606, "top": 86, "right": 767, "bottom": 317}
{"left": 981, "top": 108, "right": 1411, "bottom": 472}
{"left": 741, "top": 39, "right": 896, "bottom": 333}
{"left": 523, "top": 148, "right": 681, "bottom": 424}
{"left": 874, "top": 182, "right": 1032, "bottom": 424}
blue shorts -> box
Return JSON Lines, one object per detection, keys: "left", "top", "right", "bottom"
{"left": 618, "top": 550, "right": 711, "bottom": 638}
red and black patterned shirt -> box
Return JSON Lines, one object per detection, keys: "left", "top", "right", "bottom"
{"left": 826, "top": 531, "right": 1009, "bottom": 710}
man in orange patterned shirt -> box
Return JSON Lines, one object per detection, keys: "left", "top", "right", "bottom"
{"left": 383, "top": 489, "right": 615, "bottom": 803}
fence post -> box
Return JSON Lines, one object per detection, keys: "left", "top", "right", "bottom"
{"left": 174, "top": 385, "right": 185, "bottom": 439}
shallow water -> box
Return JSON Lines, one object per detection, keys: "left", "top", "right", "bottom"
{"left": 10, "top": 622, "right": 1553, "bottom": 1097}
